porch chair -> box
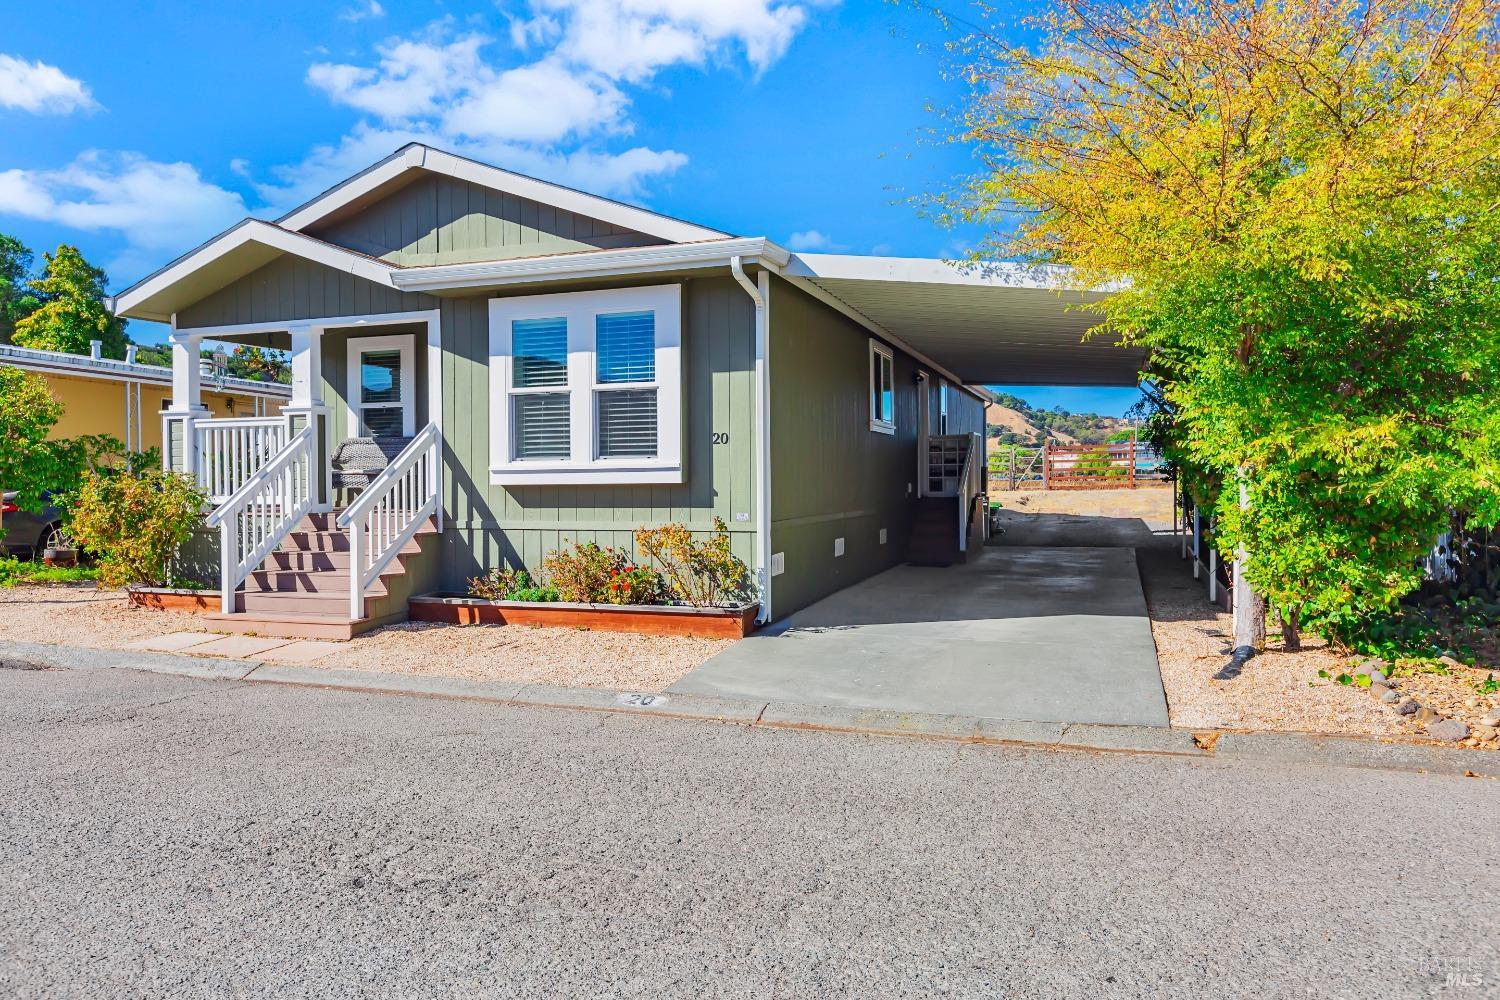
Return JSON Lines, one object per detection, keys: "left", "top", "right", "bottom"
{"left": 330, "top": 436, "right": 411, "bottom": 503}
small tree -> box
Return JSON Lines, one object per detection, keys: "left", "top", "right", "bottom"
{"left": 0, "top": 366, "right": 64, "bottom": 536}
{"left": 68, "top": 469, "right": 205, "bottom": 588}
{"left": 12, "top": 245, "right": 128, "bottom": 358}
{"left": 0, "top": 233, "right": 39, "bottom": 344}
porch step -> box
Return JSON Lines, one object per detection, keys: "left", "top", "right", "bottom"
{"left": 201, "top": 515, "right": 440, "bottom": 640}
{"left": 908, "top": 496, "right": 963, "bottom": 567}
{"left": 201, "top": 609, "right": 382, "bottom": 641}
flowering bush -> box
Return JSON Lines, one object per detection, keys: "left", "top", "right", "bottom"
{"left": 604, "top": 562, "right": 662, "bottom": 605}
{"left": 467, "top": 566, "right": 559, "bottom": 602}
{"left": 635, "top": 518, "right": 752, "bottom": 608}
{"left": 68, "top": 469, "right": 205, "bottom": 588}
{"left": 541, "top": 541, "right": 626, "bottom": 603}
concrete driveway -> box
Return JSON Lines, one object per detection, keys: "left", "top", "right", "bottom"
{"left": 671, "top": 545, "right": 1168, "bottom": 726}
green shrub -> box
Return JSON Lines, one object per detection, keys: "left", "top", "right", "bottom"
{"left": 603, "top": 562, "right": 662, "bottom": 606}
{"left": 634, "top": 518, "right": 752, "bottom": 608}
{"left": 67, "top": 469, "right": 205, "bottom": 588}
{"left": 466, "top": 566, "right": 561, "bottom": 602}
{"left": 0, "top": 556, "right": 99, "bottom": 588}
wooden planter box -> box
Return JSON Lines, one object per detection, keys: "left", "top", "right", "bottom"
{"left": 409, "top": 594, "right": 759, "bottom": 639}
{"left": 128, "top": 587, "right": 217, "bottom": 612}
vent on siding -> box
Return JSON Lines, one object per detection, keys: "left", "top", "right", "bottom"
{"left": 597, "top": 389, "right": 657, "bottom": 458}
{"left": 514, "top": 393, "right": 570, "bottom": 459}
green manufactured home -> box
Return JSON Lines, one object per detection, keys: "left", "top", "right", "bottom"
{"left": 110, "top": 144, "right": 1141, "bottom": 637}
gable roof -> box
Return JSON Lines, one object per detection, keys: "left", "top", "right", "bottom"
{"left": 108, "top": 219, "right": 403, "bottom": 323}
{"left": 277, "top": 144, "right": 731, "bottom": 245}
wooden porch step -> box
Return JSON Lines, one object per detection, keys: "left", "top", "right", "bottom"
{"left": 245, "top": 567, "right": 389, "bottom": 598}
{"left": 201, "top": 609, "right": 380, "bottom": 641}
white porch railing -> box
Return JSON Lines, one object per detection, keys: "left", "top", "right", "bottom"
{"left": 337, "top": 422, "right": 440, "bottom": 620}
{"left": 204, "top": 426, "right": 318, "bottom": 614}
{"left": 194, "top": 417, "right": 287, "bottom": 504}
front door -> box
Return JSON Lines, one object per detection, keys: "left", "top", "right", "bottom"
{"left": 347, "top": 335, "right": 415, "bottom": 438}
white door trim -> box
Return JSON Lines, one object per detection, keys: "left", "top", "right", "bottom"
{"left": 346, "top": 334, "right": 416, "bottom": 437}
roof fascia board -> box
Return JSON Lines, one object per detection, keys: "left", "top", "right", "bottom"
{"left": 278, "top": 144, "right": 731, "bottom": 245}
{"left": 0, "top": 346, "right": 291, "bottom": 396}
{"left": 786, "top": 252, "right": 1100, "bottom": 293}
{"left": 777, "top": 273, "right": 989, "bottom": 406}
{"left": 389, "top": 237, "right": 790, "bottom": 293}
{"left": 110, "top": 221, "right": 401, "bottom": 322}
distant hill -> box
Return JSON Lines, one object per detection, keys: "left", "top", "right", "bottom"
{"left": 985, "top": 392, "right": 1135, "bottom": 446}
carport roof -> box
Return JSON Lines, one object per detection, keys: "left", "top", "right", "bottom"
{"left": 784, "top": 254, "right": 1144, "bottom": 387}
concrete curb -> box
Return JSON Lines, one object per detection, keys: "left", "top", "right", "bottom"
{"left": 5, "top": 638, "right": 1496, "bottom": 778}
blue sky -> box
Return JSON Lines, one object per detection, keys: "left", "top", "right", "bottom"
{"left": 1, "top": 0, "right": 1142, "bottom": 416}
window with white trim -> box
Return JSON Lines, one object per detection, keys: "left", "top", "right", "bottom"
{"left": 489, "top": 284, "right": 683, "bottom": 485}
{"left": 939, "top": 379, "right": 950, "bottom": 435}
{"left": 869, "top": 340, "right": 895, "bottom": 435}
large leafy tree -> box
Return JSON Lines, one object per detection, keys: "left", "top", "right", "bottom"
{"left": 12, "top": 245, "right": 128, "bottom": 358}
{"left": 933, "top": 0, "right": 1500, "bottom": 640}
{"left": 0, "top": 234, "right": 39, "bottom": 344}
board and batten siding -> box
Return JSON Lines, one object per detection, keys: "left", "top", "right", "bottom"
{"left": 176, "top": 258, "right": 760, "bottom": 595}
{"left": 767, "top": 278, "right": 927, "bottom": 616}
{"left": 307, "top": 173, "right": 663, "bottom": 268}
{"left": 440, "top": 276, "right": 758, "bottom": 591}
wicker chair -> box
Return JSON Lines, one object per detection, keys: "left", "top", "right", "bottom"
{"left": 330, "top": 437, "right": 410, "bottom": 498}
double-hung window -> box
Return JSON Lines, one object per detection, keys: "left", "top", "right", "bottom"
{"left": 869, "top": 339, "right": 895, "bottom": 435}
{"left": 490, "top": 284, "right": 683, "bottom": 484}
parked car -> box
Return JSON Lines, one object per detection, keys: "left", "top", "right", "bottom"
{"left": 1, "top": 492, "right": 69, "bottom": 561}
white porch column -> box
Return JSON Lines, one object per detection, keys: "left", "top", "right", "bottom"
{"left": 281, "top": 322, "right": 331, "bottom": 511}
{"left": 162, "top": 331, "right": 209, "bottom": 476}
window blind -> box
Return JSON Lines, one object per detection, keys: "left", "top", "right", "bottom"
{"left": 597, "top": 389, "right": 658, "bottom": 458}
{"left": 596, "top": 311, "right": 655, "bottom": 384}
{"left": 513, "top": 317, "right": 568, "bottom": 387}
{"left": 514, "top": 393, "right": 571, "bottom": 459}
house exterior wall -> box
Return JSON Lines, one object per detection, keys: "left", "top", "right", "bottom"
{"left": 18, "top": 369, "right": 280, "bottom": 452}
{"left": 174, "top": 258, "right": 760, "bottom": 596}
{"left": 765, "top": 279, "right": 986, "bottom": 617}
{"left": 306, "top": 173, "right": 662, "bottom": 268}
{"left": 766, "top": 279, "right": 923, "bottom": 615}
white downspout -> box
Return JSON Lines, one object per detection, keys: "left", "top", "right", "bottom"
{"left": 730, "top": 255, "right": 773, "bottom": 625}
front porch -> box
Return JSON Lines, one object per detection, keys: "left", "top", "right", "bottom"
{"left": 161, "top": 311, "right": 444, "bottom": 636}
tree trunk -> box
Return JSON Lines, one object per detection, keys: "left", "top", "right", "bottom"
{"left": 1232, "top": 466, "right": 1265, "bottom": 651}
{"left": 1279, "top": 604, "right": 1302, "bottom": 651}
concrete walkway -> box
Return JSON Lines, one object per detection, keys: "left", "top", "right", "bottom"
{"left": 671, "top": 545, "right": 1169, "bottom": 726}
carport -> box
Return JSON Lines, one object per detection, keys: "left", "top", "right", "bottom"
{"left": 672, "top": 254, "right": 1165, "bottom": 726}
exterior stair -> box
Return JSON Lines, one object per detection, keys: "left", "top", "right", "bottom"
{"left": 202, "top": 511, "right": 439, "bottom": 640}
{"left": 907, "top": 495, "right": 985, "bottom": 567}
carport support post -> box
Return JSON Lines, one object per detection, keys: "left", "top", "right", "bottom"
{"left": 1232, "top": 467, "right": 1267, "bottom": 650}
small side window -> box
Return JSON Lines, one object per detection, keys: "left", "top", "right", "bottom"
{"left": 869, "top": 340, "right": 895, "bottom": 435}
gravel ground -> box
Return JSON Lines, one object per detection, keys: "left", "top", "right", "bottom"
{"left": 0, "top": 585, "right": 728, "bottom": 692}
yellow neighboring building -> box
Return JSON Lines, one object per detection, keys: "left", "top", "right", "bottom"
{"left": 0, "top": 342, "right": 290, "bottom": 453}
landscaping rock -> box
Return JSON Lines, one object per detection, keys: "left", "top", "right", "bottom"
{"left": 1437, "top": 655, "right": 1464, "bottom": 670}
{"left": 1414, "top": 706, "right": 1442, "bottom": 724}
{"left": 1366, "top": 669, "right": 1388, "bottom": 685}
{"left": 1396, "top": 699, "right": 1420, "bottom": 716}
{"left": 1474, "top": 725, "right": 1499, "bottom": 742}
{"left": 1425, "top": 719, "right": 1469, "bottom": 742}
{"left": 1369, "top": 682, "right": 1391, "bottom": 699}
{"left": 1379, "top": 689, "right": 1400, "bottom": 704}
{"left": 1481, "top": 708, "right": 1500, "bottom": 728}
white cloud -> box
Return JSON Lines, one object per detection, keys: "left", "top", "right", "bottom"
{"left": 286, "top": 2, "right": 830, "bottom": 209}
{"left": 786, "top": 229, "right": 847, "bottom": 252}
{"left": 338, "top": 0, "right": 385, "bottom": 23}
{"left": 0, "top": 54, "right": 99, "bottom": 114}
{"left": 0, "top": 152, "right": 246, "bottom": 277}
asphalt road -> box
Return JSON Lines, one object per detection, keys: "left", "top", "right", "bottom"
{"left": 2, "top": 666, "right": 1496, "bottom": 1000}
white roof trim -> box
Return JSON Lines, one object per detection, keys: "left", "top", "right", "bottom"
{"left": 109, "top": 220, "right": 401, "bottom": 321}
{"left": 278, "top": 144, "right": 731, "bottom": 245}
{"left": 389, "top": 237, "right": 789, "bottom": 293}
{"left": 0, "top": 343, "right": 292, "bottom": 397}
{"left": 786, "top": 253, "right": 1099, "bottom": 291}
